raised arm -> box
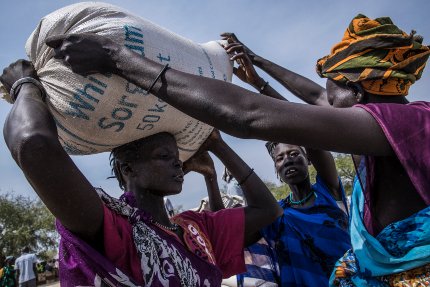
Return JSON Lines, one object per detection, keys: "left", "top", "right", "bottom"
{"left": 45, "top": 34, "right": 392, "bottom": 156}
{"left": 1, "top": 60, "right": 103, "bottom": 242}
{"left": 183, "top": 151, "right": 225, "bottom": 212}
{"left": 221, "top": 33, "right": 329, "bottom": 106}
{"left": 203, "top": 131, "right": 283, "bottom": 245}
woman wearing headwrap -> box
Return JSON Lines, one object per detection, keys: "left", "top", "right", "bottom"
{"left": 46, "top": 14, "right": 430, "bottom": 285}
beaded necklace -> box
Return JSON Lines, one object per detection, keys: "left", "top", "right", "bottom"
{"left": 150, "top": 219, "right": 179, "bottom": 231}
{"left": 288, "top": 189, "right": 317, "bottom": 206}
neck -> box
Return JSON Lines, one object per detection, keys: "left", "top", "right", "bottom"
{"left": 288, "top": 177, "right": 312, "bottom": 201}
{"left": 132, "top": 189, "right": 172, "bottom": 226}
{"left": 367, "top": 93, "right": 409, "bottom": 104}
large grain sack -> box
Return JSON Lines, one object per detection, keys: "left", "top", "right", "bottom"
{"left": 2, "top": 2, "right": 232, "bottom": 161}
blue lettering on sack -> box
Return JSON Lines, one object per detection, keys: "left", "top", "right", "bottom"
{"left": 65, "top": 76, "right": 108, "bottom": 120}
{"left": 157, "top": 53, "right": 170, "bottom": 63}
{"left": 97, "top": 95, "right": 138, "bottom": 132}
{"left": 201, "top": 47, "right": 216, "bottom": 79}
{"left": 126, "top": 82, "right": 147, "bottom": 95}
{"left": 136, "top": 102, "right": 168, "bottom": 132}
{"left": 124, "top": 25, "right": 145, "bottom": 56}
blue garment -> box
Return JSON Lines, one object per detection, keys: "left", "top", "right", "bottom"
{"left": 261, "top": 176, "right": 351, "bottom": 287}
{"left": 237, "top": 238, "right": 279, "bottom": 286}
{"left": 330, "top": 177, "right": 430, "bottom": 287}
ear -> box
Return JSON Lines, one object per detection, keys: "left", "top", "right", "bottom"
{"left": 120, "top": 162, "right": 134, "bottom": 177}
{"left": 350, "top": 83, "right": 366, "bottom": 103}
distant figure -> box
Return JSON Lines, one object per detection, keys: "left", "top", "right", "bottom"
{"left": 0, "top": 256, "right": 16, "bottom": 287}
{"left": 163, "top": 197, "right": 175, "bottom": 217}
{"left": 223, "top": 167, "right": 244, "bottom": 198}
{"left": 14, "top": 248, "right": 37, "bottom": 287}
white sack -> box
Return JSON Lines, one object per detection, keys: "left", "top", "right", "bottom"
{"left": 5, "top": 2, "right": 233, "bottom": 160}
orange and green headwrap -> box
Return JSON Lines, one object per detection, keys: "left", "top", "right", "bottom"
{"left": 316, "top": 14, "right": 430, "bottom": 96}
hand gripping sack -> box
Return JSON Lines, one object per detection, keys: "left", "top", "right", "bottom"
{"left": 20, "top": 2, "right": 232, "bottom": 160}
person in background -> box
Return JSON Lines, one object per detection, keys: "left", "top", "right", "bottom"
{"left": 163, "top": 197, "right": 175, "bottom": 217}
{"left": 0, "top": 256, "right": 16, "bottom": 287}
{"left": 14, "top": 248, "right": 37, "bottom": 287}
{"left": 223, "top": 167, "right": 244, "bottom": 198}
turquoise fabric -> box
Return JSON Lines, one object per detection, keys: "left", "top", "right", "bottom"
{"left": 330, "top": 177, "right": 430, "bottom": 286}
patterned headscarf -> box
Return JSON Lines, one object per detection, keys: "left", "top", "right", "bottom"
{"left": 316, "top": 14, "right": 430, "bottom": 96}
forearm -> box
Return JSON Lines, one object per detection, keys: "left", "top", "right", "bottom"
{"left": 209, "top": 141, "right": 281, "bottom": 218}
{"left": 114, "top": 47, "right": 259, "bottom": 138}
{"left": 249, "top": 76, "right": 287, "bottom": 101}
{"left": 204, "top": 174, "right": 225, "bottom": 212}
{"left": 252, "top": 55, "right": 329, "bottom": 106}
{"left": 4, "top": 85, "right": 58, "bottom": 162}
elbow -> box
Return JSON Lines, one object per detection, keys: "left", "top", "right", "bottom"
{"left": 268, "top": 205, "right": 283, "bottom": 222}
{"left": 5, "top": 129, "right": 59, "bottom": 167}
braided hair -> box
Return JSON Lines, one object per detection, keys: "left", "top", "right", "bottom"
{"left": 109, "top": 132, "right": 175, "bottom": 190}
{"left": 109, "top": 141, "right": 142, "bottom": 190}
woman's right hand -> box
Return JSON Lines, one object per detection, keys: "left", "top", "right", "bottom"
{"left": 220, "top": 32, "right": 256, "bottom": 59}
{"left": 224, "top": 42, "right": 264, "bottom": 88}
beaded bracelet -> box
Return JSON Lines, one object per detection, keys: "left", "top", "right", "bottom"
{"left": 10, "top": 77, "right": 47, "bottom": 103}
{"left": 238, "top": 168, "right": 255, "bottom": 185}
{"left": 143, "top": 64, "right": 170, "bottom": 95}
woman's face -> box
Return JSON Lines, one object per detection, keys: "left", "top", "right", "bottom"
{"left": 273, "top": 143, "right": 309, "bottom": 185}
{"left": 130, "top": 133, "right": 184, "bottom": 196}
{"left": 326, "top": 79, "right": 359, "bottom": 108}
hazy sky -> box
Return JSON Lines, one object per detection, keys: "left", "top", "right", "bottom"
{"left": 0, "top": 0, "right": 429, "bottom": 210}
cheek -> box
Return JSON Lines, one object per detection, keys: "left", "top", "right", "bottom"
{"left": 332, "top": 92, "right": 357, "bottom": 108}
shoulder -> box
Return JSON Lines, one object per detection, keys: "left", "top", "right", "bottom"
{"left": 356, "top": 101, "right": 430, "bottom": 125}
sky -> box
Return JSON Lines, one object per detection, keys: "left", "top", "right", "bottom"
{"left": 0, "top": 0, "right": 429, "bottom": 210}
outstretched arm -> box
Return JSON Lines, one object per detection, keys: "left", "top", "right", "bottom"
{"left": 1, "top": 60, "right": 103, "bottom": 242}
{"left": 45, "top": 34, "right": 392, "bottom": 156}
{"left": 221, "top": 33, "right": 329, "bottom": 106}
{"left": 183, "top": 151, "right": 225, "bottom": 212}
{"left": 202, "top": 131, "right": 282, "bottom": 246}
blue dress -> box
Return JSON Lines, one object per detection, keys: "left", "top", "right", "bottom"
{"left": 261, "top": 176, "right": 351, "bottom": 286}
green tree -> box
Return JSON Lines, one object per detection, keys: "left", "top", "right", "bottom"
{"left": 0, "top": 193, "right": 58, "bottom": 260}
{"left": 333, "top": 153, "right": 355, "bottom": 195}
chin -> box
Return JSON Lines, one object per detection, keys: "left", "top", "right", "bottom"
{"left": 283, "top": 174, "right": 308, "bottom": 185}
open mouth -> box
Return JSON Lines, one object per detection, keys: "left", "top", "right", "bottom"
{"left": 285, "top": 167, "right": 298, "bottom": 177}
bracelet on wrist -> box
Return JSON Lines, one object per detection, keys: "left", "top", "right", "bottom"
{"left": 143, "top": 64, "right": 169, "bottom": 95}
{"left": 10, "top": 77, "right": 46, "bottom": 103}
{"left": 259, "top": 81, "right": 269, "bottom": 94}
{"left": 238, "top": 168, "right": 255, "bottom": 185}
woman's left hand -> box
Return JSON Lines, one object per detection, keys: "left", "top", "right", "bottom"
{"left": 183, "top": 151, "right": 216, "bottom": 177}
